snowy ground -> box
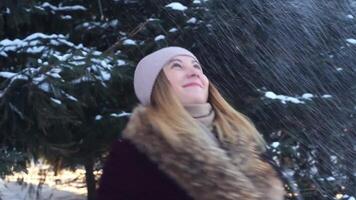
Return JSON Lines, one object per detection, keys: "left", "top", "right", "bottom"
{"left": 0, "top": 161, "right": 88, "bottom": 200}
{"left": 0, "top": 178, "right": 85, "bottom": 200}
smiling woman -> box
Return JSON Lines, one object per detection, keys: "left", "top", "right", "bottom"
{"left": 97, "top": 46, "right": 286, "bottom": 200}
{"left": 162, "top": 55, "right": 209, "bottom": 105}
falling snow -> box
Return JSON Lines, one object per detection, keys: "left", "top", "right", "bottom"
{"left": 165, "top": 2, "right": 188, "bottom": 11}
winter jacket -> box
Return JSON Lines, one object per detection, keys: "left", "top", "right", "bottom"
{"left": 97, "top": 105, "right": 288, "bottom": 200}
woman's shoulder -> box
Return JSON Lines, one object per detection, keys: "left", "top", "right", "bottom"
{"left": 107, "top": 137, "right": 157, "bottom": 166}
{"left": 107, "top": 137, "right": 142, "bottom": 158}
{"left": 122, "top": 105, "right": 152, "bottom": 138}
{"left": 100, "top": 137, "right": 156, "bottom": 182}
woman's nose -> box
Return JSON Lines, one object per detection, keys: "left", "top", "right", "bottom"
{"left": 186, "top": 66, "right": 200, "bottom": 78}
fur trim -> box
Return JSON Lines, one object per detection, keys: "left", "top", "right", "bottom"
{"left": 122, "top": 105, "right": 285, "bottom": 200}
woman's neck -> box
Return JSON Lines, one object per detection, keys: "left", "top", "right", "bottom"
{"left": 183, "top": 103, "right": 215, "bottom": 130}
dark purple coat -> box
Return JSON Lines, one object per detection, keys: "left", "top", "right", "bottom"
{"left": 96, "top": 138, "right": 194, "bottom": 200}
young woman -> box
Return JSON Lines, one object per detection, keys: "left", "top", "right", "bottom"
{"left": 97, "top": 46, "right": 286, "bottom": 200}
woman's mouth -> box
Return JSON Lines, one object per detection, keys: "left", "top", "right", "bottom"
{"left": 183, "top": 83, "right": 202, "bottom": 88}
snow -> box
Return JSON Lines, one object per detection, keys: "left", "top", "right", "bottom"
{"left": 99, "top": 70, "right": 111, "bottom": 81}
{"left": 193, "top": 0, "right": 209, "bottom": 4}
{"left": 58, "top": 38, "right": 77, "bottom": 48}
{"left": 46, "top": 68, "right": 62, "bottom": 79}
{"left": 0, "top": 71, "right": 28, "bottom": 81}
{"left": 53, "top": 53, "right": 72, "bottom": 62}
{"left": 38, "top": 82, "right": 50, "bottom": 92}
{"left": 82, "top": 22, "right": 90, "bottom": 27}
{"left": 83, "top": 22, "right": 101, "bottom": 29}
{"left": 0, "top": 160, "right": 87, "bottom": 200}
{"left": 0, "top": 39, "right": 24, "bottom": 52}
{"left": 310, "top": 166, "right": 318, "bottom": 175}
{"left": 265, "top": 91, "right": 279, "bottom": 99}
{"left": 271, "top": 142, "right": 280, "bottom": 148}
{"left": 169, "top": 28, "right": 178, "bottom": 32}
{"left": 90, "top": 113, "right": 132, "bottom": 120}
{"left": 36, "top": 2, "right": 86, "bottom": 12}
{"left": 29, "top": 40, "right": 41, "bottom": 47}
{"left": 110, "top": 112, "right": 131, "bottom": 118}
{"left": 122, "top": 39, "right": 137, "bottom": 45}
{"left": 63, "top": 93, "right": 78, "bottom": 102}
{"left": 79, "top": 20, "right": 118, "bottom": 30}
{"left": 346, "top": 14, "right": 354, "bottom": 19}
{"left": 165, "top": 2, "right": 188, "bottom": 11}
{"left": 71, "top": 76, "right": 94, "bottom": 84}
{"left": 284, "top": 169, "right": 295, "bottom": 176}
{"left": 187, "top": 17, "right": 197, "bottom": 24}
{"left": 265, "top": 91, "right": 305, "bottom": 104}
{"left": 60, "top": 15, "right": 72, "bottom": 20}
{"left": 49, "top": 39, "right": 60, "bottom": 46}
{"left": 89, "top": 62, "right": 114, "bottom": 81}
{"left": 32, "top": 74, "right": 46, "bottom": 84}
{"left": 117, "top": 59, "right": 126, "bottom": 66}
{"left": 0, "top": 72, "right": 17, "bottom": 78}
{"left": 100, "top": 60, "right": 112, "bottom": 69}
{"left": 0, "top": 180, "right": 82, "bottom": 200}
{"left": 108, "top": 19, "right": 118, "bottom": 27}
{"left": 0, "top": 70, "right": 34, "bottom": 98}
{"left": 25, "top": 33, "right": 64, "bottom": 41}
{"left": 50, "top": 97, "right": 62, "bottom": 105}
{"left": 326, "top": 176, "right": 335, "bottom": 181}
{"left": 330, "top": 155, "right": 337, "bottom": 164}
{"left": 5, "top": 7, "right": 11, "bottom": 14}
{"left": 285, "top": 97, "right": 303, "bottom": 104}
{"left": 322, "top": 94, "right": 332, "bottom": 98}
{"left": 28, "top": 46, "right": 46, "bottom": 53}
{"left": 154, "top": 35, "right": 165, "bottom": 41}
{"left": 69, "top": 60, "right": 86, "bottom": 66}
{"left": 0, "top": 38, "right": 18, "bottom": 47}
{"left": 346, "top": 38, "right": 356, "bottom": 44}
{"left": 148, "top": 18, "right": 159, "bottom": 21}
{"left": 264, "top": 91, "right": 332, "bottom": 104}
{"left": 0, "top": 33, "right": 85, "bottom": 56}
{"left": 301, "top": 93, "right": 314, "bottom": 100}
{"left": 9, "top": 103, "right": 24, "bottom": 119}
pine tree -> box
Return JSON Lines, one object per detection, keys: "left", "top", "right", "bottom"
{"left": 0, "top": 0, "right": 208, "bottom": 199}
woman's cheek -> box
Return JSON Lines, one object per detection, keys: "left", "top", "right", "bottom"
{"left": 203, "top": 75, "right": 209, "bottom": 87}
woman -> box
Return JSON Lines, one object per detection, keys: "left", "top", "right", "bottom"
{"left": 97, "top": 46, "right": 286, "bottom": 200}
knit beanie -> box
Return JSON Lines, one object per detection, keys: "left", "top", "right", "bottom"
{"left": 134, "top": 46, "right": 198, "bottom": 105}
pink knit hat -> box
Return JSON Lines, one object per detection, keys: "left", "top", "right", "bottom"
{"left": 134, "top": 46, "right": 198, "bottom": 105}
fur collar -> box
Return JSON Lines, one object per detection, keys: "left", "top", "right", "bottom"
{"left": 122, "top": 105, "right": 285, "bottom": 200}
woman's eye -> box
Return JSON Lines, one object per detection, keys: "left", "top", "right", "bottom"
{"left": 194, "top": 64, "right": 202, "bottom": 69}
{"left": 172, "top": 63, "right": 182, "bottom": 68}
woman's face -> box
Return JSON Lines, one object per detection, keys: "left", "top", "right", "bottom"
{"left": 163, "top": 55, "right": 209, "bottom": 105}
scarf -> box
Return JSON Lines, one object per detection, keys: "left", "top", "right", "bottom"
{"left": 122, "top": 105, "right": 285, "bottom": 200}
{"left": 184, "top": 103, "right": 215, "bottom": 129}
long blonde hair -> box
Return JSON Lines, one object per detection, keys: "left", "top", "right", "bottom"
{"left": 145, "top": 70, "right": 266, "bottom": 151}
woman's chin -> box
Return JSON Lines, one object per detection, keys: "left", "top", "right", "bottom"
{"left": 181, "top": 97, "right": 207, "bottom": 105}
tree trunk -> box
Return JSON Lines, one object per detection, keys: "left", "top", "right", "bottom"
{"left": 84, "top": 158, "right": 96, "bottom": 200}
